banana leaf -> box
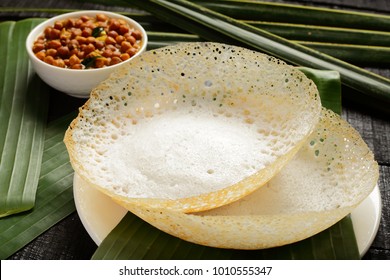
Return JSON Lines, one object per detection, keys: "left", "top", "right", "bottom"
{"left": 93, "top": 213, "right": 358, "bottom": 260}
{"left": 0, "top": 112, "right": 77, "bottom": 260}
{"left": 298, "top": 42, "right": 390, "bottom": 67}
{"left": 146, "top": 32, "right": 390, "bottom": 66}
{"left": 78, "top": 0, "right": 390, "bottom": 32}
{"left": 245, "top": 21, "right": 390, "bottom": 47}
{"left": 92, "top": 68, "right": 359, "bottom": 260}
{"left": 0, "top": 19, "right": 50, "bottom": 217}
{"left": 120, "top": 0, "right": 390, "bottom": 116}
{"left": 192, "top": 0, "right": 390, "bottom": 31}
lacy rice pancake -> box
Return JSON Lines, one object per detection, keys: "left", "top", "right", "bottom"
{"left": 64, "top": 42, "right": 321, "bottom": 212}
{"left": 121, "top": 109, "right": 379, "bottom": 249}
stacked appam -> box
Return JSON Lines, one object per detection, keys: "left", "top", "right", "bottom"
{"left": 64, "top": 42, "right": 378, "bottom": 249}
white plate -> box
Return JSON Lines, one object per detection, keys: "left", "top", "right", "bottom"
{"left": 73, "top": 173, "right": 382, "bottom": 257}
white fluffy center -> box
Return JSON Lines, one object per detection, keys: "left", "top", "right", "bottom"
{"left": 104, "top": 109, "right": 274, "bottom": 199}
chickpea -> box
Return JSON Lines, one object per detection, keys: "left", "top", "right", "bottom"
{"left": 75, "top": 19, "right": 83, "bottom": 28}
{"left": 105, "top": 36, "right": 116, "bottom": 45}
{"left": 71, "top": 28, "right": 82, "bottom": 38}
{"left": 86, "top": 36, "right": 96, "bottom": 44}
{"left": 71, "top": 63, "right": 83, "bottom": 69}
{"left": 120, "top": 53, "right": 130, "bottom": 61}
{"left": 77, "top": 51, "right": 85, "bottom": 59}
{"left": 95, "top": 40, "right": 105, "bottom": 50}
{"left": 47, "top": 40, "right": 62, "bottom": 49}
{"left": 69, "top": 54, "right": 81, "bottom": 66}
{"left": 54, "top": 21, "right": 63, "bottom": 30}
{"left": 44, "top": 55, "right": 55, "bottom": 65}
{"left": 60, "top": 30, "right": 72, "bottom": 40}
{"left": 86, "top": 21, "right": 96, "bottom": 29}
{"left": 127, "top": 35, "right": 136, "bottom": 45}
{"left": 95, "top": 57, "right": 108, "bottom": 68}
{"left": 112, "top": 51, "right": 121, "bottom": 58}
{"left": 115, "top": 35, "right": 125, "bottom": 44}
{"left": 131, "top": 30, "right": 142, "bottom": 40}
{"left": 53, "top": 59, "right": 65, "bottom": 68}
{"left": 82, "top": 27, "right": 92, "bottom": 37}
{"left": 80, "top": 15, "right": 90, "bottom": 22}
{"left": 32, "top": 43, "right": 45, "bottom": 53}
{"left": 106, "top": 44, "right": 117, "bottom": 52}
{"left": 82, "top": 43, "right": 94, "bottom": 54}
{"left": 119, "top": 24, "right": 129, "bottom": 35}
{"left": 102, "top": 49, "right": 113, "bottom": 58}
{"left": 126, "top": 47, "right": 137, "bottom": 57}
{"left": 57, "top": 46, "right": 70, "bottom": 58}
{"left": 96, "top": 14, "right": 108, "bottom": 22}
{"left": 109, "top": 56, "right": 122, "bottom": 65}
{"left": 108, "top": 19, "right": 120, "bottom": 31}
{"left": 49, "top": 28, "right": 61, "bottom": 40}
{"left": 35, "top": 37, "right": 45, "bottom": 44}
{"left": 64, "top": 18, "right": 76, "bottom": 28}
{"left": 35, "top": 51, "right": 46, "bottom": 61}
{"left": 68, "top": 39, "right": 79, "bottom": 50}
{"left": 46, "top": 48, "right": 57, "bottom": 57}
{"left": 75, "top": 35, "right": 87, "bottom": 45}
{"left": 120, "top": 41, "right": 132, "bottom": 53}
{"left": 44, "top": 27, "right": 52, "bottom": 38}
{"left": 107, "top": 30, "right": 119, "bottom": 38}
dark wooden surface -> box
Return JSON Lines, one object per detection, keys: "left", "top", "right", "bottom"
{"left": 1, "top": 0, "right": 389, "bottom": 260}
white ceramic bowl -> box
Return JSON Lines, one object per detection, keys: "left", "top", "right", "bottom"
{"left": 26, "top": 10, "right": 148, "bottom": 98}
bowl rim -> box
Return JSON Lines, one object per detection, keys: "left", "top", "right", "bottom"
{"left": 25, "top": 10, "right": 148, "bottom": 73}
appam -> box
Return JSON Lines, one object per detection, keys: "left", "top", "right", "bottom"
{"left": 64, "top": 42, "right": 321, "bottom": 212}
{"left": 120, "top": 108, "right": 379, "bottom": 249}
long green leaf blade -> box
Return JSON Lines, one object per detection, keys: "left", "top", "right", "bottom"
{"left": 0, "top": 112, "right": 77, "bottom": 259}
{"left": 80, "top": 0, "right": 390, "bottom": 32}
{"left": 123, "top": 0, "right": 390, "bottom": 115}
{"left": 146, "top": 31, "right": 390, "bottom": 66}
{"left": 298, "top": 42, "right": 390, "bottom": 67}
{"left": 0, "top": 19, "right": 50, "bottom": 217}
{"left": 245, "top": 21, "right": 390, "bottom": 47}
{"left": 193, "top": 0, "right": 390, "bottom": 31}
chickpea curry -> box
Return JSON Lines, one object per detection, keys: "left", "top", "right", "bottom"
{"left": 32, "top": 14, "right": 143, "bottom": 69}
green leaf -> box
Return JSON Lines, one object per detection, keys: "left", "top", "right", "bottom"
{"left": 0, "top": 112, "right": 77, "bottom": 260}
{"left": 244, "top": 21, "right": 390, "bottom": 47}
{"left": 192, "top": 0, "right": 390, "bottom": 31}
{"left": 92, "top": 68, "right": 359, "bottom": 260}
{"left": 0, "top": 19, "right": 50, "bottom": 217}
{"left": 92, "top": 214, "right": 359, "bottom": 260}
{"left": 146, "top": 31, "right": 390, "bottom": 66}
{"left": 146, "top": 31, "right": 200, "bottom": 49}
{"left": 298, "top": 67, "right": 342, "bottom": 114}
{"left": 121, "top": 0, "right": 390, "bottom": 115}
{"left": 298, "top": 42, "right": 390, "bottom": 67}
{"left": 92, "top": 26, "right": 104, "bottom": 37}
